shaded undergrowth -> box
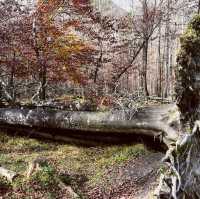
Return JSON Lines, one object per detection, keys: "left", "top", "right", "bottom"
{"left": 0, "top": 131, "right": 148, "bottom": 198}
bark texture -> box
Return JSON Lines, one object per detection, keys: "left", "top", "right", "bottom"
{"left": 0, "top": 104, "right": 178, "bottom": 142}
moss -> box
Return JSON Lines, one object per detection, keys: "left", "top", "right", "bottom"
{"left": 176, "top": 14, "right": 200, "bottom": 126}
{"left": 28, "top": 164, "right": 57, "bottom": 189}
{"left": 188, "top": 15, "right": 200, "bottom": 33}
{"left": 158, "top": 165, "right": 167, "bottom": 175}
{"left": 178, "top": 15, "right": 200, "bottom": 55}
{"left": 0, "top": 135, "right": 58, "bottom": 154}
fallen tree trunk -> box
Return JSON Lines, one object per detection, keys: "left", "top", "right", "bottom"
{"left": 0, "top": 104, "right": 179, "bottom": 144}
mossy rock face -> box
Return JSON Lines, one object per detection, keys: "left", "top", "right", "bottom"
{"left": 176, "top": 15, "right": 200, "bottom": 126}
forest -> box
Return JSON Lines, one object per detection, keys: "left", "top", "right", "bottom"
{"left": 1, "top": 0, "right": 200, "bottom": 198}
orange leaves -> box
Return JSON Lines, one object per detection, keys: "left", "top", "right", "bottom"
{"left": 63, "top": 20, "right": 80, "bottom": 30}
{"left": 30, "top": 0, "right": 93, "bottom": 85}
{"left": 49, "top": 32, "right": 91, "bottom": 83}
{"left": 72, "top": 0, "right": 91, "bottom": 13}
{"left": 72, "top": 0, "right": 90, "bottom": 7}
{"left": 37, "top": 0, "right": 63, "bottom": 14}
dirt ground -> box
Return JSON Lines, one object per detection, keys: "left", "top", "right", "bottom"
{"left": 85, "top": 152, "right": 163, "bottom": 199}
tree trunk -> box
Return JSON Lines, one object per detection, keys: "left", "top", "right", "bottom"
{"left": 142, "top": 37, "right": 149, "bottom": 97}
{"left": 164, "top": 1, "right": 170, "bottom": 98}
{"left": 9, "top": 51, "right": 16, "bottom": 103}
{"left": 94, "top": 39, "right": 103, "bottom": 84}
{"left": 39, "top": 64, "right": 47, "bottom": 101}
{"left": 32, "top": 17, "right": 47, "bottom": 101}
{"left": 157, "top": 23, "right": 162, "bottom": 98}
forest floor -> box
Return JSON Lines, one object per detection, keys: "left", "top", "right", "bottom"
{"left": 0, "top": 131, "right": 163, "bottom": 199}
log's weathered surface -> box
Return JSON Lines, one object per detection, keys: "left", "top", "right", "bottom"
{"left": 0, "top": 104, "right": 179, "bottom": 143}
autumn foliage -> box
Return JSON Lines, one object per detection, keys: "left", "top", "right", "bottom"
{"left": 33, "top": 0, "right": 92, "bottom": 83}
{"left": 0, "top": 0, "right": 176, "bottom": 106}
{"left": 0, "top": 0, "right": 93, "bottom": 103}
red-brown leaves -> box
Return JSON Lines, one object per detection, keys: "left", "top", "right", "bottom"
{"left": 72, "top": 0, "right": 90, "bottom": 7}
{"left": 31, "top": 0, "right": 93, "bottom": 84}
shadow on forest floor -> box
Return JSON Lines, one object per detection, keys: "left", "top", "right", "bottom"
{"left": 0, "top": 129, "right": 163, "bottom": 198}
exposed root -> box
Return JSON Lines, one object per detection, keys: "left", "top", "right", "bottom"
{"left": 171, "top": 175, "right": 177, "bottom": 199}
{"left": 156, "top": 120, "right": 200, "bottom": 199}
{"left": 154, "top": 174, "right": 165, "bottom": 197}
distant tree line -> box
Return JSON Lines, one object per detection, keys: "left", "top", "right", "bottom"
{"left": 0, "top": 0, "right": 199, "bottom": 107}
